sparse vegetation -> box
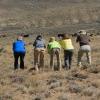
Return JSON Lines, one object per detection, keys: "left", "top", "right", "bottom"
{"left": 0, "top": 34, "right": 99, "bottom": 100}
{"left": 0, "top": 0, "right": 100, "bottom": 100}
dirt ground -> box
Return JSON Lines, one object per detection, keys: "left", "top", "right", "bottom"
{"left": 0, "top": 35, "right": 100, "bottom": 100}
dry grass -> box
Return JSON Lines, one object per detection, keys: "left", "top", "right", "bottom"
{"left": 0, "top": 1, "right": 100, "bottom": 100}
{"left": 0, "top": 35, "right": 100, "bottom": 100}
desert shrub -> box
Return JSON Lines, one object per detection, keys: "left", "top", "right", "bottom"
{"left": 47, "top": 78, "right": 58, "bottom": 85}
{"left": 0, "top": 95, "right": 13, "bottom": 100}
{"left": 43, "top": 90, "right": 51, "bottom": 98}
{"left": 82, "top": 86, "right": 97, "bottom": 96}
{"left": 0, "top": 78, "right": 11, "bottom": 86}
{"left": 69, "top": 83, "right": 82, "bottom": 93}
{"left": 92, "top": 48, "right": 100, "bottom": 52}
{"left": 24, "top": 80, "right": 39, "bottom": 89}
{"left": 47, "top": 76, "right": 63, "bottom": 90}
{"left": 96, "top": 91, "right": 100, "bottom": 99}
{"left": 72, "top": 72, "right": 88, "bottom": 80}
{"left": 69, "top": 70, "right": 88, "bottom": 81}
{"left": 58, "top": 94, "right": 68, "bottom": 100}
{"left": 10, "top": 75, "right": 25, "bottom": 84}
{"left": 32, "top": 95, "right": 45, "bottom": 100}
{"left": 0, "top": 48, "right": 4, "bottom": 53}
{"left": 66, "top": 76, "right": 76, "bottom": 81}
{"left": 49, "top": 81, "right": 62, "bottom": 89}
{"left": 33, "top": 97, "right": 41, "bottom": 100}
{"left": 15, "top": 85, "right": 28, "bottom": 94}
{"left": 92, "top": 91, "right": 100, "bottom": 100}
{"left": 91, "top": 82, "right": 99, "bottom": 88}
{"left": 50, "top": 74, "right": 64, "bottom": 80}
{"left": 81, "top": 63, "right": 91, "bottom": 70}
{"left": 88, "top": 66, "right": 100, "bottom": 74}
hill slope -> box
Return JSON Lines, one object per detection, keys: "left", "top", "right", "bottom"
{"left": 0, "top": 35, "right": 100, "bottom": 100}
{"left": 0, "top": 0, "right": 100, "bottom": 33}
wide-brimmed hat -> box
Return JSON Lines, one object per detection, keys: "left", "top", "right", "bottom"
{"left": 79, "top": 30, "right": 87, "bottom": 35}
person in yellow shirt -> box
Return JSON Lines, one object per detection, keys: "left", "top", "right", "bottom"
{"left": 61, "top": 34, "right": 74, "bottom": 69}
{"left": 47, "top": 37, "right": 61, "bottom": 71}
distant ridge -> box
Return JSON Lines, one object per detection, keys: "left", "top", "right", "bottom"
{"left": 0, "top": 0, "right": 100, "bottom": 33}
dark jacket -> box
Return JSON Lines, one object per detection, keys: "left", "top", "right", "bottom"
{"left": 13, "top": 40, "right": 26, "bottom": 53}
{"left": 76, "top": 34, "right": 90, "bottom": 46}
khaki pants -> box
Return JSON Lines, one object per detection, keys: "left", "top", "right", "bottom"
{"left": 34, "top": 48, "right": 45, "bottom": 70}
{"left": 50, "top": 48, "right": 61, "bottom": 70}
{"left": 77, "top": 45, "right": 91, "bottom": 66}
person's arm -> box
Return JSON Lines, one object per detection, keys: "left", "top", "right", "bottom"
{"left": 88, "top": 36, "right": 91, "bottom": 42}
{"left": 76, "top": 36, "right": 79, "bottom": 42}
{"left": 23, "top": 41, "right": 26, "bottom": 46}
{"left": 33, "top": 40, "right": 36, "bottom": 47}
{"left": 47, "top": 44, "right": 50, "bottom": 50}
{"left": 47, "top": 44, "right": 51, "bottom": 53}
{"left": 44, "top": 44, "right": 46, "bottom": 48}
{"left": 12, "top": 42, "right": 15, "bottom": 52}
{"left": 58, "top": 42, "right": 61, "bottom": 50}
{"left": 43, "top": 40, "right": 46, "bottom": 48}
{"left": 23, "top": 41, "right": 26, "bottom": 50}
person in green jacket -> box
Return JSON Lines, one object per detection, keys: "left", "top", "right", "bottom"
{"left": 47, "top": 37, "right": 61, "bottom": 71}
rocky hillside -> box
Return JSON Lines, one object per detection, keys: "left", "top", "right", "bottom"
{"left": 0, "top": 0, "right": 100, "bottom": 33}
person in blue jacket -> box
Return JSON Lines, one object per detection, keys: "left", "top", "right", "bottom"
{"left": 13, "top": 35, "right": 26, "bottom": 70}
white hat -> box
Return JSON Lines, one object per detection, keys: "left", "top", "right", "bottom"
{"left": 79, "top": 30, "right": 86, "bottom": 35}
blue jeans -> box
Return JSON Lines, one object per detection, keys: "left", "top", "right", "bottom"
{"left": 64, "top": 50, "right": 73, "bottom": 69}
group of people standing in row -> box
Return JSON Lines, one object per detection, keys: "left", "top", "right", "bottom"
{"left": 13, "top": 30, "right": 91, "bottom": 71}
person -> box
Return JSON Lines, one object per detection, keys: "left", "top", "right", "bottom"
{"left": 57, "top": 34, "right": 64, "bottom": 45}
{"left": 13, "top": 35, "right": 26, "bottom": 70}
{"left": 60, "top": 34, "right": 74, "bottom": 69}
{"left": 33, "top": 35, "right": 46, "bottom": 71}
{"left": 47, "top": 37, "right": 61, "bottom": 71}
{"left": 76, "top": 30, "right": 91, "bottom": 67}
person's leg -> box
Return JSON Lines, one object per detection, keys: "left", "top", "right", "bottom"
{"left": 34, "top": 49, "right": 38, "bottom": 65}
{"left": 69, "top": 50, "right": 73, "bottom": 69}
{"left": 34, "top": 49, "right": 39, "bottom": 71}
{"left": 20, "top": 53, "right": 25, "bottom": 69}
{"left": 14, "top": 52, "right": 19, "bottom": 70}
{"left": 86, "top": 51, "right": 91, "bottom": 65}
{"left": 50, "top": 49, "right": 55, "bottom": 70}
{"left": 64, "top": 50, "right": 69, "bottom": 69}
{"left": 40, "top": 49, "right": 45, "bottom": 69}
{"left": 77, "top": 50, "right": 84, "bottom": 67}
{"left": 64, "top": 50, "right": 67, "bottom": 68}
{"left": 56, "top": 49, "right": 61, "bottom": 71}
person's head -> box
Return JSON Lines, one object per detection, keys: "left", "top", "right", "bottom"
{"left": 49, "top": 37, "right": 55, "bottom": 42}
{"left": 36, "top": 35, "right": 42, "bottom": 40}
{"left": 58, "top": 34, "right": 64, "bottom": 40}
{"left": 79, "top": 30, "right": 87, "bottom": 35}
{"left": 63, "top": 34, "right": 70, "bottom": 39}
{"left": 17, "top": 35, "right": 23, "bottom": 41}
